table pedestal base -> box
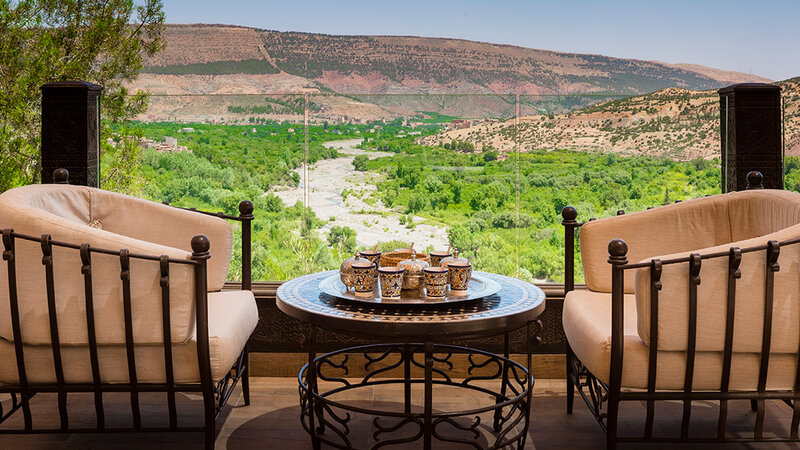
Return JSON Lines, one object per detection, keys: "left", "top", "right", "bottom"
{"left": 298, "top": 339, "right": 533, "bottom": 450}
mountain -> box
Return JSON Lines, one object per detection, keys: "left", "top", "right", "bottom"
{"left": 129, "top": 24, "right": 770, "bottom": 121}
{"left": 422, "top": 77, "right": 800, "bottom": 160}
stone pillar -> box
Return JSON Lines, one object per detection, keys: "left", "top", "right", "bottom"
{"left": 40, "top": 81, "right": 103, "bottom": 186}
{"left": 719, "top": 83, "right": 783, "bottom": 192}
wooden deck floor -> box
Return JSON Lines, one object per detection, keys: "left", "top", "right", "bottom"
{"left": 1, "top": 378, "right": 797, "bottom": 449}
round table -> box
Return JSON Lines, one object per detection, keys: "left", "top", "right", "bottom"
{"left": 277, "top": 270, "right": 546, "bottom": 450}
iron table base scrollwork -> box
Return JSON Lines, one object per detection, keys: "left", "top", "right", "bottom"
{"left": 299, "top": 336, "right": 536, "bottom": 449}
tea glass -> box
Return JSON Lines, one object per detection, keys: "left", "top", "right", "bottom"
{"left": 423, "top": 266, "right": 449, "bottom": 299}
{"left": 429, "top": 250, "right": 452, "bottom": 268}
{"left": 352, "top": 262, "right": 376, "bottom": 297}
{"left": 359, "top": 249, "right": 382, "bottom": 282}
{"left": 378, "top": 266, "right": 404, "bottom": 299}
{"left": 448, "top": 261, "right": 472, "bottom": 293}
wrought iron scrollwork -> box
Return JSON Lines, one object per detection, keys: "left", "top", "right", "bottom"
{"left": 568, "top": 352, "right": 609, "bottom": 430}
{"left": 213, "top": 349, "right": 248, "bottom": 416}
{"left": 432, "top": 416, "right": 482, "bottom": 448}
{"left": 362, "top": 346, "right": 405, "bottom": 383}
{"left": 372, "top": 416, "right": 423, "bottom": 448}
{"left": 410, "top": 350, "right": 454, "bottom": 383}
{"left": 298, "top": 341, "right": 533, "bottom": 449}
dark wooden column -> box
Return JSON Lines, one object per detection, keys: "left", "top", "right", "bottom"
{"left": 40, "top": 81, "right": 103, "bottom": 186}
{"left": 719, "top": 83, "right": 783, "bottom": 192}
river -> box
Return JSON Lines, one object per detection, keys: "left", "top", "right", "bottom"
{"left": 269, "top": 138, "right": 449, "bottom": 250}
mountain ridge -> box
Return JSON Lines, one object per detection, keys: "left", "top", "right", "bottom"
{"left": 138, "top": 24, "right": 769, "bottom": 97}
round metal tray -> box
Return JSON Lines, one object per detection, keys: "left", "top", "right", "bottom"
{"left": 318, "top": 273, "right": 501, "bottom": 305}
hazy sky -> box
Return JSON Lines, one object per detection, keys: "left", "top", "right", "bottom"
{"left": 162, "top": 0, "right": 800, "bottom": 81}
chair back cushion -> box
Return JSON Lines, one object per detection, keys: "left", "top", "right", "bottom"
{"left": 581, "top": 194, "right": 732, "bottom": 293}
{"left": 634, "top": 190, "right": 800, "bottom": 352}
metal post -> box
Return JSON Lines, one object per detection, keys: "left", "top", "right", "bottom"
{"left": 305, "top": 324, "right": 320, "bottom": 450}
{"left": 191, "top": 235, "right": 215, "bottom": 450}
{"left": 423, "top": 341, "right": 434, "bottom": 450}
{"left": 561, "top": 206, "right": 578, "bottom": 294}
{"left": 607, "top": 239, "right": 628, "bottom": 448}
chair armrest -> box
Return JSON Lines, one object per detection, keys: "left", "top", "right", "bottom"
{"left": 581, "top": 195, "right": 731, "bottom": 293}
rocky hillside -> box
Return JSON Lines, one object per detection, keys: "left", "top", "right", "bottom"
{"left": 129, "top": 24, "right": 771, "bottom": 121}
{"left": 142, "top": 24, "right": 769, "bottom": 95}
{"left": 423, "top": 77, "right": 800, "bottom": 160}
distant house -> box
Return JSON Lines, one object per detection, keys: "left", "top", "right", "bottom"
{"left": 138, "top": 138, "right": 156, "bottom": 148}
{"left": 178, "top": 127, "right": 195, "bottom": 133}
{"left": 450, "top": 119, "right": 471, "bottom": 130}
{"left": 137, "top": 136, "right": 189, "bottom": 153}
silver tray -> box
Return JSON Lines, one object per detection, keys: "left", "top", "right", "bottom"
{"left": 318, "top": 273, "right": 501, "bottom": 305}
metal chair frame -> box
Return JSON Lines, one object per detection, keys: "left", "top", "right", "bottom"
{"left": 561, "top": 174, "right": 800, "bottom": 447}
{"left": 0, "top": 169, "right": 254, "bottom": 450}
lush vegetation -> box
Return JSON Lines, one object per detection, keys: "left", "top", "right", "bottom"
{"left": 110, "top": 120, "right": 372, "bottom": 280}
{"left": 226, "top": 96, "right": 317, "bottom": 116}
{"left": 111, "top": 118, "right": 734, "bottom": 284}
{"left": 355, "top": 132, "right": 722, "bottom": 282}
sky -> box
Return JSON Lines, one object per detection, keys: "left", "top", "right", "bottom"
{"left": 162, "top": 0, "right": 800, "bottom": 81}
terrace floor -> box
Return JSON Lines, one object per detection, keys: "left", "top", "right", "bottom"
{"left": 1, "top": 378, "right": 796, "bottom": 449}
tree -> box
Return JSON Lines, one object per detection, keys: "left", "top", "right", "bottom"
{"left": 327, "top": 225, "right": 357, "bottom": 254}
{"left": 352, "top": 154, "right": 369, "bottom": 171}
{"left": 469, "top": 180, "right": 510, "bottom": 211}
{"left": 0, "top": 0, "right": 165, "bottom": 192}
{"left": 407, "top": 192, "right": 428, "bottom": 213}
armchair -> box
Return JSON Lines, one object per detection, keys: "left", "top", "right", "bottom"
{"left": 562, "top": 172, "right": 800, "bottom": 447}
{"left": 0, "top": 169, "right": 257, "bottom": 449}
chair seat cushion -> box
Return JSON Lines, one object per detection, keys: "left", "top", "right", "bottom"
{"left": 0, "top": 290, "right": 257, "bottom": 385}
{"left": 563, "top": 289, "right": 798, "bottom": 391}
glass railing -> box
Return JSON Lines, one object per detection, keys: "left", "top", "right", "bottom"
{"left": 784, "top": 83, "right": 800, "bottom": 192}
{"left": 111, "top": 91, "right": 737, "bottom": 283}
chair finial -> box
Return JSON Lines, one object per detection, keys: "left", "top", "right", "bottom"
{"left": 561, "top": 206, "right": 577, "bottom": 222}
{"left": 53, "top": 168, "right": 69, "bottom": 184}
{"left": 238, "top": 200, "right": 254, "bottom": 216}
{"left": 191, "top": 235, "right": 211, "bottom": 256}
{"left": 608, "top": 239, "right": 628, "bottom": 265}
{"left": 746, "top": 171, "right": 764, "bottom": 189}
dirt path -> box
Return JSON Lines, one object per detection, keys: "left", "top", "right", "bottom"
{"left": 270, "top": 138, "right": 449, "bottom": 250}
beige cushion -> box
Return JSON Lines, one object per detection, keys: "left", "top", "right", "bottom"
{"left": 635, "top": 222, "right": 800, "bottom": 353}
{"left": 563, "top": 289, "right": 798, "bottom": 391}
{"left": 0, "top": 290, "right": 257, "bottom": 384}
{"left": 0, "top": 184, "right": 232, "bottom": 346}
{"left": 580, "top": 190, "right": 800, "bottom": 293}
{"left": 727, "top": 189, "right": 800, "bottom": 241}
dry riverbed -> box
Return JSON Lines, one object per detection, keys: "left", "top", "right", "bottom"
{"left": 269, "top": 138, "right": 449, "bottom": 250}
